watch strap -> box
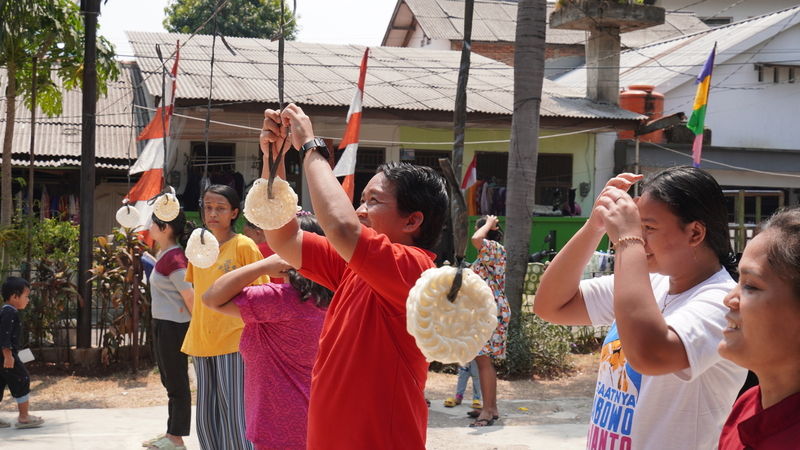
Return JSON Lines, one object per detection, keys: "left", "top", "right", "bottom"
{"left": 299, "top": 138, "right": 330, "bottom": 162}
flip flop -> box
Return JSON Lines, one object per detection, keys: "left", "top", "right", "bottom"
{"left": 0, "top": 419, "right": 11, "bottom": 428}
{"left": 143, "top": 434, "right": 167, "bottom": 447}
{"left": 15, "top": 415, "right": 44, "bottom": 429}
{"left": 444, "top": 397, "right": 461, "bottom": 407}
{"left": 469, "top": 418, "right": 495, "bottom": 427}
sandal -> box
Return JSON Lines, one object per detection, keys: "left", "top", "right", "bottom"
{"left": 469, "top": 418, "right": 495, "bottom": 427}
{"left": 0, "top": 419, "right": 11, "bottom": 428}
{"left": 444, "top": 397, "right": 462, "bottom": 407}
{"left": 472, "top": 399, "right": 482, "bottom": 409}
{"left": 143, "top": 435, "right": 167, "bottom": 447}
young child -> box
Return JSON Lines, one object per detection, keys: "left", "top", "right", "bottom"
{"left": 0, "top": 277, "right": 44, "bottom": 429}
{"left": 203, "top": 214, "right": 333, "bottom": 450}
{"left": 444, "top": 360, "right": 482, "bottom": 411}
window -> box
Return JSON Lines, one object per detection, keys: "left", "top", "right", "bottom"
{"left": 473, "top": 152, "right": 573, "bottom": 207}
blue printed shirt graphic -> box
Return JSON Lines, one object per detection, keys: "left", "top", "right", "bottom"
{"left": 587, "top": 323, "right": 640, "bottom": 450}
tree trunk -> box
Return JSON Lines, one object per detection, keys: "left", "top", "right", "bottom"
{"left": 2, "top": 62, "right": 17, "bottom": 229}
{"left": 505, "top": 0, "right": 546, "bottom": 328}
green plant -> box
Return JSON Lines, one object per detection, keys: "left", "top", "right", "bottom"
{"left": 496, "top": 311, "right": 575, "bottom": 379}
{"left": 571, "top": 325, "right": 609, "bottom": 354}
{"left": 88, "top": 227, "right": 151, "bottom": 369}
{"left": 27, "top": 258, "right": 81, "bottom": 350}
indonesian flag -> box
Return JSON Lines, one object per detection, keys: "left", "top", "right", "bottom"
{"left": 333, "top": 48, "right": 369, "bottom": 203}
{"left": 461, "top": 153, "right": 477, "bottom": 190}
{"left": 125, "top": 41, "right": 180, "bottom": 243}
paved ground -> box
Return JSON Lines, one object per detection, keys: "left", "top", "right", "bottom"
{"left": 0, "top": 399, "right": 590, "bottom": 450}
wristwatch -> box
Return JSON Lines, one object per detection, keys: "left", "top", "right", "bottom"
{"left": 298, "top": 138, "right": 331, "bottom": 163}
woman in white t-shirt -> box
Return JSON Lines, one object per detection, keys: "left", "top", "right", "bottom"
{"left": 535, "top": 166, "right": 747, "bottom": 450}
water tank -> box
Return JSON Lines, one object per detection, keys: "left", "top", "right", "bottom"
{"left": 619, "top": 84, "right": 665, "bottom": 143}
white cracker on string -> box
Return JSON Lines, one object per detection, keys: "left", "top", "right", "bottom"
{"left": 116, "top": 205, "right": 140, "bottom": 229}
{"left": 185, "top": 228, "right": 219, "bottom": 269}
{"left": 153, "top": 193, "right": 181, "bottom": 222}
{"left": 407, "top": 266, "right": 497, "bottom": 366}
{"left": 243, "top": 177, "right": 299, "bottom": 230}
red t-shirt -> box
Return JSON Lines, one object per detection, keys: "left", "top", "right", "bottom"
{"left": 719, "top": 386, "right": 800, "bottom": 450}
{"left": 257, "top": 241, "right": 285, "bottom": 284}
{"left": 299, "top": 226, "right": 435, "bottom": 450}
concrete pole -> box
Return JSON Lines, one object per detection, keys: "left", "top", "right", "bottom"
{"left": 586, "top": 26, "right": 621, "bottom": 105}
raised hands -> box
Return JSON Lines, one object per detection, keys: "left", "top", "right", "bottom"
{"left": 588, "top": 173, "right": 643, "bottom": 243}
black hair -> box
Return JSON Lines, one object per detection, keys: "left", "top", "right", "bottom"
{"left": 244, "top": 220, "right": 260, "bottom": 231}
{"left": 289, "top": 214, "right": 334, "bottom": 308}
{"left": 152, "top": 210, "right": 197, "bottom": 249}
{"left": 376, "top": 162, "right": 449, "bottom": 250}
{"left": 756, "top": 207, "right": 800, "bottom": 300}
{"left": 476, "top": 215, "right": 504, "bottom": 242}
{"left": 200, "top": 184, "right": 241, "bottom": 232}
{"left": 640, "top": 166, "right": 737, "bottom": 279}
{"left": 2, "top": 277, "right": 31, "bottom": 302}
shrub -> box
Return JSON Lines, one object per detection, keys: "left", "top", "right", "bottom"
{"left": 495, "top": 311, "right": 574, "bottom": 379}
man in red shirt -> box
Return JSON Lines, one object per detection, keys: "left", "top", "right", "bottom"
{"left": 260, "top": 103, "right": 449, "bottom": 450}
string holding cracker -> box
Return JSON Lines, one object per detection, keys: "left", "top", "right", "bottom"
{"left": 265, "top": 0, "right": 296, "bottom": 200}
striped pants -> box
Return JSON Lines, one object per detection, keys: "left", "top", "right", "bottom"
{"left": 194, "top": 352, "right": 253, "bottom": 450}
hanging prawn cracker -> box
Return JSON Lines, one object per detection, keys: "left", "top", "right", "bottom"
{"left": 153, "top": 193, "right": 181, "bottom": 222}
{"left": 185, "top": 228, "right": 219, "bottom": 269}
{"left": 243, "top": 177, "right": 298, "bottom": 230}
{"left": 116, "top": 204, "right": 140, "bottom": 228}
{"left": 406, "top": 266, "right": 497, "bottom": 366}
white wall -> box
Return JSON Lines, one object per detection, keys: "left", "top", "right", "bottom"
{"left": 663, "top": 24, "right": 800, "bottom": 150}
{"left": 657, "top": 0, "right": 798, "bottom": 24}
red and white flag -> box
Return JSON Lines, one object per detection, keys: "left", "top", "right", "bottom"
{"left": 333, "top": 48, "right": 369, "bottom": 203}
{"left": 461, "top": 154, "right": 477, "bottom": 190}
{"left": 126, "top": 41, "right": 180, "bottom": 242}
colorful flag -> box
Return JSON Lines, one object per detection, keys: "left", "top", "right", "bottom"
{"left": 686, "top": 43, "right": 716, "bottom": 168}
{"left": 333, "top": 48, "right": 369, "bottom": 203}
{"left": 461, "top": 153, "right": 477, "bottom": 190}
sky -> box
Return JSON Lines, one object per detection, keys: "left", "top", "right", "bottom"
{"left": 98, "top": 0, "right": 399, "bottom": 59}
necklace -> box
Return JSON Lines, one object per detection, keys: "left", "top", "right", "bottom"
{"left": 661, "top": 291, "right": 687, "bottom": 313}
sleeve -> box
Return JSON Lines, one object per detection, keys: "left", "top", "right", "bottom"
{"left": 185, "top": 262, "right": 194, "bottom": 284}
{"left": 666, "top": 283, "right": 733, "bottom": 382}
{"left": 0, "top": 310, "right": 13, "bottom": 349}
{"left": 299, "top": 231, "right": 348, "bottom": 292}
{"left": 236, "top": 237, "right": 269, "bottom": 285}
{"left": 347, "top": 226, "right": 435, "bottom": 315}
{"left": 168, "top": 269, "right": 193, "bottom": 292}
{"left": 234, "top": 284, "right": 295, "bottom": 324}
{"left": 580, "top": 275, "right": 617, "bottom": 326}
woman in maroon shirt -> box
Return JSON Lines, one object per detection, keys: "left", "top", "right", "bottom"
{"left": 718, "top": 207, "right": 800, "bottom": 449}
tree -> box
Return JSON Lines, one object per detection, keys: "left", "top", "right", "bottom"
{"left": 164, "top": 0, "right": 298, "bottom": 40}
{"left": 0, "top": 0, "right": 118, "bottom": 231}
{"left": 505, "top": 0, "right": 546, "bottom": 327}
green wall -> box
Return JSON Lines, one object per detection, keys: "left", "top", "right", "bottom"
{"left": 465, "top": 216, "right": 610, "bottom": 262}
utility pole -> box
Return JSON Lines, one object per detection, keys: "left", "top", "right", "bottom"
{"left": 77, "top": 0, "right": 100, "bottom": 348}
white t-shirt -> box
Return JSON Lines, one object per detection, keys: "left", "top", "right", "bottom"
{"left": 581, "top": 268, "right": 747, "bottom": 450}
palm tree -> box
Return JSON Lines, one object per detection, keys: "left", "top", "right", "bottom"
{"left": 505, "top": 0, "right": 546, "bottom": 326}
{"left": 1, "top": 0, "right": 118, "bottom": 231}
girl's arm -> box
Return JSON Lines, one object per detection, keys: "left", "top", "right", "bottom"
{"left": 534, "top": 174, "right": 641, "bottom": 326}
{"left": 471, "top": 215, "right": 498, "bottom": 250}
{"left": 202, "top": 254, "right": 293, "bottom": 319}
{"left": 180, "top": 288, "right": 194, "bottom": 315}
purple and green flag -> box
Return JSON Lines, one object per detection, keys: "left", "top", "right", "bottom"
{"left": 687, "top": 43, "right": 716, "bottom": 168}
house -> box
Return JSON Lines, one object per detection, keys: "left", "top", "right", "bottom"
{"left": 655, "top": 0, "right": 799, "bottom": 27}
{"left": 0, "top": 62, "right": 149, "bottom": 236}
{"left": 127, "top": 31, "right": 644, "bottom": 222}
{"left": 554, "top": 6, "right": 800, "bottom": 209}
{"left": 381, "top": 0, "right": 708, "bottom": 75}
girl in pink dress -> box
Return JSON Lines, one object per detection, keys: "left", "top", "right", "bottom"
{"left": 202, "top": 215, "right": 332, "bottom": 450}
